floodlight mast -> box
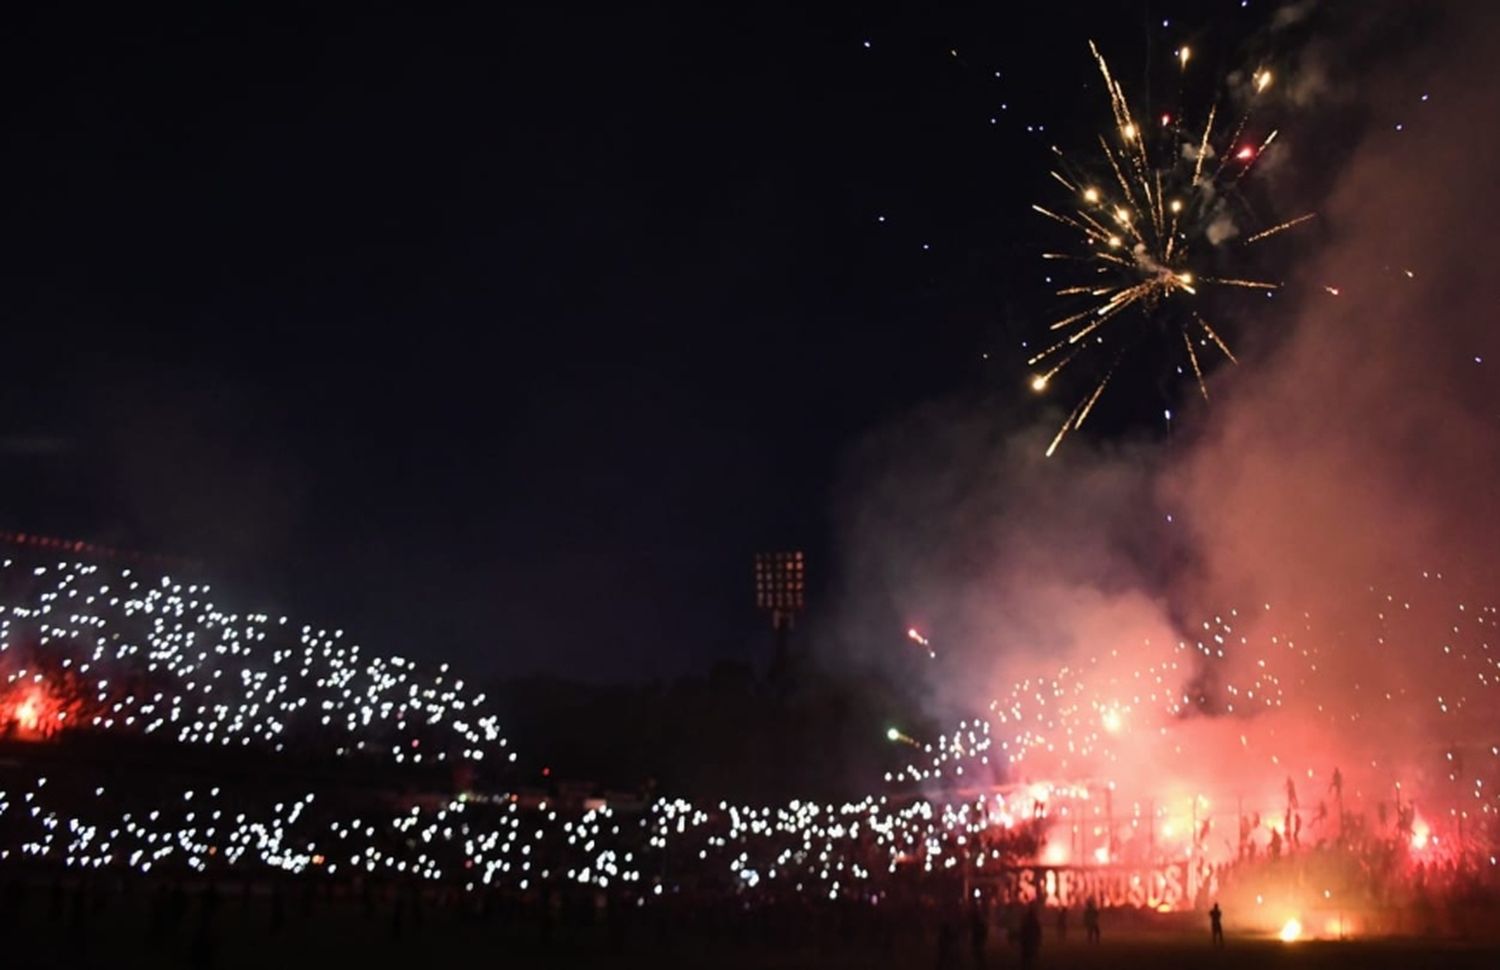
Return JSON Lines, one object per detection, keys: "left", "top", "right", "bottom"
{"left": 753, "top": 551, "right": 805, "bottom": 686}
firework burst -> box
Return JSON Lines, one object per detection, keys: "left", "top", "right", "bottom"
{"left": 1032, "top": 42, "right": 1312, "bottom": 455}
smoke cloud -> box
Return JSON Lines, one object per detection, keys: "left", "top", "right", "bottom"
{"left": 832, "top": 1, "right": 1500, "bottom": 837}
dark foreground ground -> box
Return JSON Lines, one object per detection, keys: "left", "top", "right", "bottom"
{"left": 7, "top": 904, "right": 1500, "bottom": 970}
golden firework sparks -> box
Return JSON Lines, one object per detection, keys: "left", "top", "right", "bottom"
{"left": 1033, "top": 42, "right": 1310, "bottom": 455}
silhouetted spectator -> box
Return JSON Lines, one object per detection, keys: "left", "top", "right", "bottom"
{"left": 1209, "top": 901, "right": 1224, "bottom": 947}
{"left": 190, "top": 922, "right": 215, "bottom": 970}
{"left": 169, "top": 881, "right": 188, "bottom": 933}
{"left": 0, "top": 878, "right": 23, "bottom": 929}
{"left": 69, "top": 879, "right": 88, "bottom": 929}
{"left": 1019, "top": 903, "right": 1042, "bottom": 969}
{"left": 1055, "top": 905, "right": 1068, "bottom": 942}
{"left": 148, "top": 883, "right": 171, "bottom": 946}
{"left": 936, "top": 914, "right": 959, "bottom": 970}
{"left": 269, "top": 882, "right": 285, "bottom": 935}
{"left": 969, "top": 901, "right": 989, "bottom": 968}
{"left": 1083, "top": 896, "right": 1101, "bottom": 944}
{"left": 49, "top": 877, "right": 65, "bottom": 922}
{"left": 201, "top": 881, "right": 221, "bottom": 928}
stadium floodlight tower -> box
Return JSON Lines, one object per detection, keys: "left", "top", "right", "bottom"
{"left": 754, "top": 551, "right": 805, "bottom": 685}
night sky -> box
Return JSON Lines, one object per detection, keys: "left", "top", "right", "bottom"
{"left": 0, "top": 2, "right": 1280, "bottom": 680}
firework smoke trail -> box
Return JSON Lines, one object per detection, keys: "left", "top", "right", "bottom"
{"left": 1246, "top": 213, "right": 1317, "bottom": 244}
{"left": 1031, "top": 41, "right": 1311, "bottom": 454}
{"left": 1183, "top": 327, "right": 1209, "bottom": 400}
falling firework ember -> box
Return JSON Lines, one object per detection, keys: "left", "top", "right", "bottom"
{"left": 1031, "top": 42, "right": 1313, "bottom": 455}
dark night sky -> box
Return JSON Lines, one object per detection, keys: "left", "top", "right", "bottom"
{"left": 0, "top": 2, "right": 1275, "bottom": 680}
